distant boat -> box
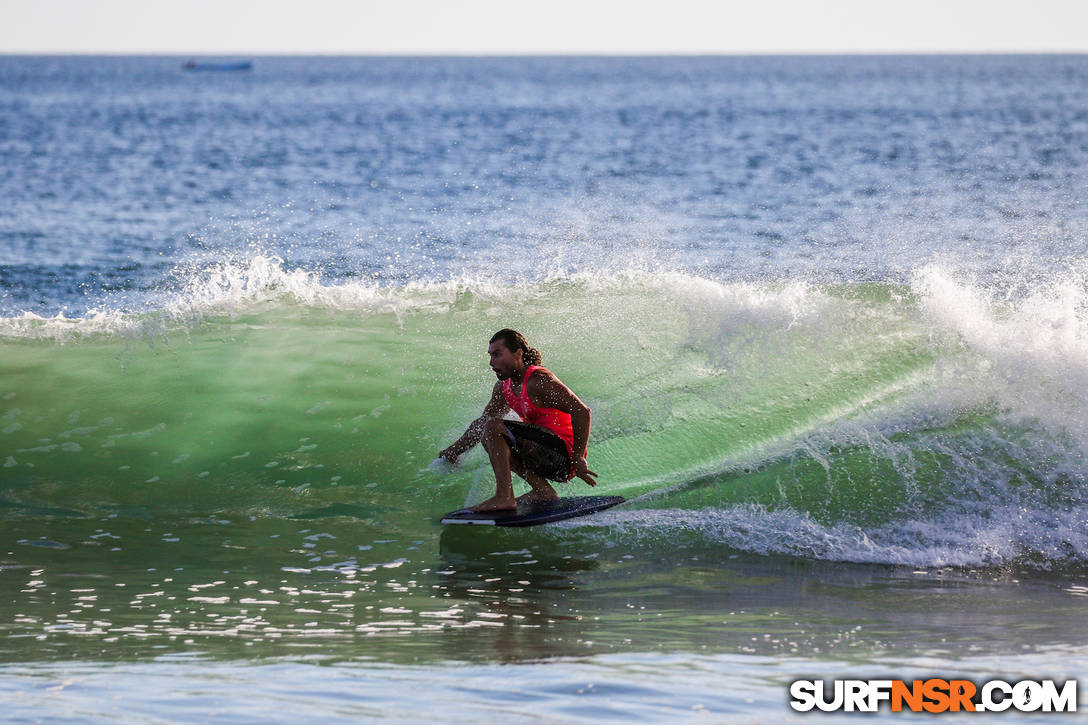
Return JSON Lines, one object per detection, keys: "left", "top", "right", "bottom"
{"left": 183, "top": 60, "right": 253, "bottom": 72}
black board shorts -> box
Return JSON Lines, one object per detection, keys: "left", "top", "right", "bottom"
{"left": 502, "top": 420, "right": 573, "bottom": 482}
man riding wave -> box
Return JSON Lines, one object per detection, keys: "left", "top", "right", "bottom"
{"left": 439, "top": 329, "right": 598, "bottom": 512}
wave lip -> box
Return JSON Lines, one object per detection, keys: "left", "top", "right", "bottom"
{"left": 0, "top": 255, "right": 828, "bottom": 341}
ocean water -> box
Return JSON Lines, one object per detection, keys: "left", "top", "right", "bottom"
{"left": 2, "top": 55, "right": 1088, "bottom": 721}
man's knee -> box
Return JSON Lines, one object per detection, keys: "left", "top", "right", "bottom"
{"left": 481, "top": 417, "right": 509, "bottom": 448}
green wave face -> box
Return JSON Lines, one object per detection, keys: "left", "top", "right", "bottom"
{"left": 0, "top": 276, "right": 918, "bottom": 510}
{"left": 2, "top": 267, "right": 1087, "bottom": 569}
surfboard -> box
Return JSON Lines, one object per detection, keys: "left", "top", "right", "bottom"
{"left": 440, "top": 495, "right": 625, "bottom": 527}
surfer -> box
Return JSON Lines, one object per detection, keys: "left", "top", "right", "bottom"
{"left": 439, "top": 329, "right": 598, "bottom": 512}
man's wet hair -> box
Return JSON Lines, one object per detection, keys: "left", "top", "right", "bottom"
{"left": 490, "top": 329, "right": 542, "bottom": 366}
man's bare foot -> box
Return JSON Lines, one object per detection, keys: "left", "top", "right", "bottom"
{"left": 470, "top": 495, "right": 518, "bottom": 512}
{"left": 516, "top": 488, "right": 559, "bottom": 504}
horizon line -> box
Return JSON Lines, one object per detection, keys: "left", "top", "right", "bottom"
{"left": 4, "top": 50, "right": 1088, "bottom": 57}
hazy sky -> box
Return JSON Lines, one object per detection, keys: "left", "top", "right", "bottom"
{"left": 3, "top": 0, "right": 1087, "bottom": 54}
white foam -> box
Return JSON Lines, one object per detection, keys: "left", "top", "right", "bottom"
{"left": 913, "top": 262, "right": 1088, "bottom": 448}
{"left": 0, "top": 255, "right": 832, "bottom": 342}
{"left": 567, "top": 502, "right": 1088, "bottom": 569}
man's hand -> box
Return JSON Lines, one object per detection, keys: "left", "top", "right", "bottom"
{"left": 572, "top": 457, "right": 597, "bottom": 487}
{"left": 439, "top": 447, "right": 460, "bottom": 464}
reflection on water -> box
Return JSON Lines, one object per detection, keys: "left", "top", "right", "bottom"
{"left": 2, "top": 513, "right": 1088, "bottom": 667}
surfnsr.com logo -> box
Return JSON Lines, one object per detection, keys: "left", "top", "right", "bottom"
{"left": 789, "top": 679, "right": 1078, "bottom": 713}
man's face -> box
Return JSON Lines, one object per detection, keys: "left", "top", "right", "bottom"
{"left": 488, "top": 340, "right": 521, "bottom": 380}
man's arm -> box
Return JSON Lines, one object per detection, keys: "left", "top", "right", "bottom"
{"left": 439, "top": 382, "right": 509, "bottom": 462}
{"left": 527, "top": 370, "right": 598, "bottom": 486}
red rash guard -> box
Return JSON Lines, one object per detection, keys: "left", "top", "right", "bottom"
{"left": 502, "top": 364, "right": 577, "bottom": 458}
